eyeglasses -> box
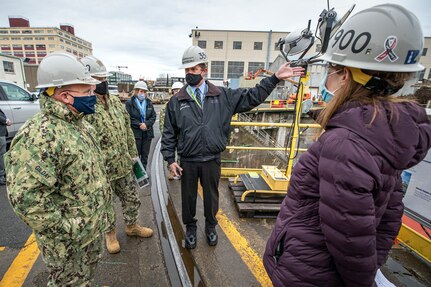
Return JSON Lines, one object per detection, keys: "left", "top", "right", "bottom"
{"left": 328, "top": 69, "right": 343, "bottom": 76}
{"left": 92, "top": 76, "right": 107, "bottom": 82}
{"left": 65, "top": 89, "right": 94, "bottom": 97}
{"left": 324, "top": 62, "right": 338, "bottom": 69}
{"left": 323, "top": 61, "right": 343, "bottom": 74}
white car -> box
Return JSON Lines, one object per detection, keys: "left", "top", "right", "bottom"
{"left": 0, "top": 80, "right": 40, "bottom": 141}
{"left": 108, "top": 85, "right": 119, "bottom": 96}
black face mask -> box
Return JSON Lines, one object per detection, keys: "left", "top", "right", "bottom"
{"left": 185, "top": 73, "right": 203, "bottom": 86}
{"left": 94, "top": 81, "right": 108, "bottom": 95}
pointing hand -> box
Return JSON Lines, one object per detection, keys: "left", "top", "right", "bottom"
{"left": 275, "top": 63, "right": 305, "bottom": 80}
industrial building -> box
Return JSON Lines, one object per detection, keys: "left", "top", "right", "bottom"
{"left": 0, "top": 16, "right": 92, "bottom": 64}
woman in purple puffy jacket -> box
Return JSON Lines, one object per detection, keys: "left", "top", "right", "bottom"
{"left": 263, "top": 4, "right": 431, "bottom": 287}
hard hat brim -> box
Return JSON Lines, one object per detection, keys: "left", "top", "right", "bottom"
{"left": 180, "top": 61, "right": 206, "bottom": 69}
{"left": 36, "top": 77, "right": 100, "bottom": 89}
{"left": 92, "top": 72, "right": 113, "bottom": 78}
{"left": 317, "top": 53, "right": 425, "bottom": 72}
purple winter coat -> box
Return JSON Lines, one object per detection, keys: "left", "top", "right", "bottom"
{"left": 263, "top": 101, "right": 431, "bottom": 287}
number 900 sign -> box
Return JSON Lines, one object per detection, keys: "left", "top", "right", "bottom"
{"left": 331, "top": 29, "right": 371, "bottom": 54}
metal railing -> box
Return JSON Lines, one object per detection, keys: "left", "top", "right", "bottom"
{"left": 222, "top": 120, "right": 322, "bottom": 176}
{"left": 237, "top": 113, "right": 289, "bottom": 161}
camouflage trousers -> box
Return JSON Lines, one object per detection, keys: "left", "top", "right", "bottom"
{"left": 108, "top": 172, "right": 141, "bottom": 231}
{"left": 35, "top": 232, "right": 103, "bottom": 287}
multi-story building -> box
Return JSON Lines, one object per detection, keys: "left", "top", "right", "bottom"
{"left": 190, "top": 29, "right": 291, "bottom": 80}
{"left": 108, "top": 71, "right": 133, "bottom": 85}
{"left": 0, "top": 16, "right": 92, "bottom": 64}
{"left": 154, "top": 76, "right": 185, "bottom": 88}
{"left": 419, "top": 37, "right": 431, "bottom": 80}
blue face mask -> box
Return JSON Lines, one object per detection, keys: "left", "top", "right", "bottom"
{"left": 137, "top": 94, "right": 146, "bottom": 101}
{"left": 320, "top": 68, "right": 341, "bottom": 103}
{"left": 72, "top": 95, "right": 97, "bottom": 114}
{"left": 321, "top": 85, "right": 334, "bottom": 103}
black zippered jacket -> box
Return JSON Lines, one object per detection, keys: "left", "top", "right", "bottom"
{"left": 161, "top": 75, "right": 280, "bottom": 165}
{"left": 125, "top": 96, "right": 156, "bottom": 139}
{"left": 0, "top": 109, "right": 8, "bottom": 137}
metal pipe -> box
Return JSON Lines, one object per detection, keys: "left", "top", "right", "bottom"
{"left": 226, "top": 146, "right": 308, "bottom": 152}
{"left": 231, "top": 121, "right": 321, "bottom": 128}
{"left": 286, "top": 74, "right": 309, "bottom": 178}
{"left": 249, "top": 106, "right": 323, "bottom": 112}
{"left": 266, "top": 30, "right": 272, "bottom": 69}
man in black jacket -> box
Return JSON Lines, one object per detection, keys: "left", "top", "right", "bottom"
{"left": 0, "top": 109, "right": 11, "bottom": 185}
{"left": 161, "top": 45, "right": 304, "bottom": 249}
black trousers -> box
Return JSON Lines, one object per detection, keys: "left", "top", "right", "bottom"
{"left": 180, "top": 159, "right": 221, "bottom": 231}
{"left": 135, "top": 137, "right": 152, "bottom": 170}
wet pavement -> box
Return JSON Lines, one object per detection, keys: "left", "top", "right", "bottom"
{"left": 0, "top": 105, "right": 430, "bottom": 286}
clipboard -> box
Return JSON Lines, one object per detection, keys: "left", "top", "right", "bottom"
{"left": 133, "top": 158, "right": 149, "bottom": 188}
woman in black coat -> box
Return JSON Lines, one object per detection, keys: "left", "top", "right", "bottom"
{"left": 125, "top": 81, "right": 156, "bottom": 169}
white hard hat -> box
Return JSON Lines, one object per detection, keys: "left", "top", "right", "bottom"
{"left": 180, "top": 46, "right": 208, "bottom": 69}
{"left": 171, "top": 81, "right": 183, "bottom": 90}
{"left": 36, "top": 52, "right": 100, "bottom": 88}
{"left": 80, "top": 55, "right": 112, "bottom": 78}
{"left": 319, "top": 3, "right": 424, "bottom": 72}
{"left": 134, "top": 81, "right": 148, "bottom": 90}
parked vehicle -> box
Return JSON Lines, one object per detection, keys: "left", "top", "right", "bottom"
{"left": 108, "top": 85, "right": 119, "bottom": 96}
{"left": 0, "top": 80, "right": 40, "bottom": 141}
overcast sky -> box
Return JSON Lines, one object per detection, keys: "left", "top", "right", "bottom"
{"left": 1, "top": 0, "right": 430, "bottom": 80}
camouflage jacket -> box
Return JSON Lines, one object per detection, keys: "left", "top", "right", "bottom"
{"left": 5, "top": 96, "right": 112, "bottom": 246}
{"left": 85, "top": 94, "right": 138, "bottom": 181}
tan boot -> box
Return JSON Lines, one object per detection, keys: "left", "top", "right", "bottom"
{"left": 126, "top": 224, "right": 153, "bottom": 238}
{"left": 106, "top": 229, "right": 120, "bottom": 254}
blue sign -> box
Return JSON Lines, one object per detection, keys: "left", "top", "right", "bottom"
{"left": 404, "top": 50, "right": 420, "bottom": 64}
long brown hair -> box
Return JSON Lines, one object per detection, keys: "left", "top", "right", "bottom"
{"left": 317, "top": 65, "right": 415, "bottom": 128}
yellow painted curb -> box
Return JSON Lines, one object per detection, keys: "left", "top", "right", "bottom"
{"left": 197, "top": 186, "right": 272, "bottom": 287}
{"left": 0, "top": 233, "right": 40, "bottom": 287}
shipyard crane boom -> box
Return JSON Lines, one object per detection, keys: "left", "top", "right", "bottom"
{"left": 244, "top": 68, "right": 272, "bottom": 80}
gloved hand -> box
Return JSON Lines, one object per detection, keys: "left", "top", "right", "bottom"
{"left": 132, "top": 156, "right": 140, "bottom": 164}
{"left": 301, "top": 99, "right": 313, "bottom": 114}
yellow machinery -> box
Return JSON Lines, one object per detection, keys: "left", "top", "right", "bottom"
{"left": 261, "top": 165, "right": 289, "bottom": 191}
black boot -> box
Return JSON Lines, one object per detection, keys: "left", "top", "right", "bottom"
{"left": 206, "top": 228, "right": 218, "bottom": 246}
{"left": 185, "top": 226, "right": 197, "bottom": 249}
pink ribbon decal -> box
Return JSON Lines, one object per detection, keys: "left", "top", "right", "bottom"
{"left": 375, "top": 36, "right": 399, "bottom": 62}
